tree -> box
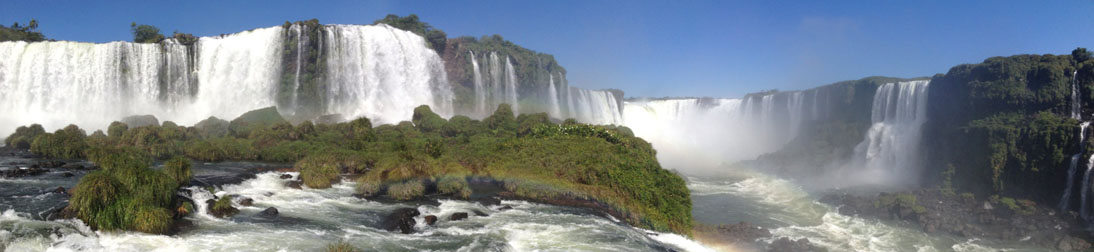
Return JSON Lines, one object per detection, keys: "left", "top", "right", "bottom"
{"left": 131, "top": 22, "right": 165, "bottom": 43}
{"left": 1074, "top": 47, "right": 1092, "bottom": 63}
{"left": 373, "top": 14, "right": 446, "bottom": 54}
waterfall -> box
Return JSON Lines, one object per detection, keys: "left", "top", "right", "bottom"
{"left": 505, "top": 57, "right": 519, "bottom": 114}
{"left": 547, "top": 73, "right": 561, "bottom": 118}
{"left": 289, "top": 24, "right": 306, "bottom": 115}
{"left": 850, "top": 80, "right": 930, "bottom": 184}
{"left": 322, "top": 24, "right": 453, "bottom": 125}
{"left": 190, "top": 27, "right": 285, "bottom": 124}
{"left": 1073, "top": 70, "right": 1082, "bottom": 119}
{"left": 470, "top": 51, "right": 486, "bottom": 117}
{"left": 1061, "top": 122, "right": 1091, "bottom": 211}
{"left": 787, "top": 92, "right": 805, "bottom": 141}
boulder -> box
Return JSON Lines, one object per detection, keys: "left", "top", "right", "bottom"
{"left": 257, "top": 207, "right": 279, "bottom": 218}
{"left": 237, "top": 197, "right": 254, "bottom": 206}
{"left": 50, "top": 186, "right": 67, "bottom": 195}
{"left": 1058, "top": 235, "right": 1091, "bottom": 251}
{"left": 424, "top": 215, "right": 438, "bottom": 225}
{"left": 475, "top": 197, "right": 501, "bottom": 206}
{"left": 472, "top": 210, "right": 489, "bottom": 217}
{"left": 498, "top": 205, "right": 513, "bottom": 211}
{"left": 285, "top": 180, "right": 303, "bottom": 189}
{"left": 279, "top": 174, "right": 294, "bottom": 180}
{"left": 382, "top": 208, "right": 421, "bottom": 234}
{"left": 122, "top": 115, "right": 160, "bottom": 128}
{"left": 449, "top": 212, "right": 469, "bottom": 221}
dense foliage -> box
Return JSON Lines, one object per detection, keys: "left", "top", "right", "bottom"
{"left": 0, "top": 19, "right": 46, "bottom": 42}
{"left": 373, "top": 14, "right": 447, "bottom": 55}
{"left": 8, "top": 104, "right": 691, "bottom": 234}
{"left": 924, "top": 50, "right": 1091, "bottom": 207}
{"left": 130, "top": 22, "right": 165, "bottom": 43}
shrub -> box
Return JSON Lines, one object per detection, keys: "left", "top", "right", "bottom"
{"left": 437, "top": 176, "right": 471, "bottom": 199}
{"left": 355, "top": 176, "right": 382, "bottom": 197}
{"left": 5, "top": 124, "right": 45, "bottom": 149}
{"left": 386, "top": 180, "right": 425, "bottom": 200}
{"left": 296, "top": 155, "right": 342, "bottom": 189}
{"left": 108, "top": 121, "right": 129, "bottom": 137}
{"left": 30, "top": 125, "right": 88, "bottom": 159}
{"left": 195, "top": 116, "right": 230, "bottom": 138}
{"left": 412, "top": 105, "right": 447, "bottom": 133}
{"left": 164, "top": 156, "right": 193, "bottom": 186}
{"left": 132, "top": 206, "right": 171, "bottom": 233}
{"left": 67, "top": 146, "right": 180, "bottom": 234}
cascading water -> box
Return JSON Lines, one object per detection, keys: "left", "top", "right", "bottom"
{"left": 505, "top": 57, "right": 519, "bottom": 114}
{"left": 323, "top": 24, "right": 453, "bottom": 125}
{"left": 547, "top": 74, "right": 561, "bottom": 118}
{"left": 470, "top": 51, "right": 487, "bottom": 117}
{"left": 850, "top": 80, "right": 930, "bottom": 185}
{"left": 288, "top": 24, "right": 306, "bottom": 115}
{"left": 1061, "top": 70, "right": 1089, "bottom": 212}
{"left": 1063, "top": 122, "right": 1091, "bottom": 211}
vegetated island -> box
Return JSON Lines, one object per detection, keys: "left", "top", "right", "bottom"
{"left": 3, "top": 104, "right": 692, "bottom": 236}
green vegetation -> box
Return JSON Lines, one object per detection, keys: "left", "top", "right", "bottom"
{"left": 30, "top": 125, "right": 89, "bottom": 159}
{"left": 9, "top": 103, "right": 692, "bottom": 234}
{"left": 4, "top": 124, "right": 45, "bottom": 149}
{"left": 67, "top": 146, "right": 181, "bottom": 234}
{"left": 164, "top": 156, "right": 193, "bottom": 186}
{"left": 325, "top": 241, "right": 361, "bottom": 252}
{"left": 210, "top": 195, "right": 239, "bottom": 218}
{"left": 373, "top": 14, "right": 447, "bottom": 54}
{"left": 0, "top": 19, "right": 46, "bottom": 42}
{"left": 130, "top": 22, "right": 165, "bottom": 43}
{"left": 924, "top": 51, "right": 1089, "bottom": 203}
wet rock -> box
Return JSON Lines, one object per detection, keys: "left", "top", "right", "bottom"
{"left": 382, "top": 208, "right": 420, "bottom": 234}
{"left": 286, "top": 180, "right": 303, "bottom": 189}
{"left": 767, "top": 237, "right": 826, "bottom": 252}
{"left": 2, "top": 166, "right": 48, "bottom": 177}
{"left": 257, "top": 207, "right": 279, "bottom": 218}
{"left": 1058, "top": 235, "right": 1091, "bottom": 251}
{"left": 237, "top": 197, "right": 254, "bottom": 206}
{"left": 449, "top": 212, "right": 469, "bottom": 221}
{"left": 279, "top": 174, "right": 293, "bottom": 179}
{"left": 475, "top": 197, "right": 501, "bottom": 206}
{"left": 51, "top": 186, "right": 67, "bottom": 195}
{"left": 61, "top": 163, "right": 84, "bottom": 170}
{"left": 60, "top": 172, "right": 74, "bottom": 177}
{"left": 122, "top": 114, "right": 160, "bottom": 128}
{"left": 472, "top": 210, "right": 489, "bottom": 217}
{"left": 498, "top": 205, "right": 513, "bottom": 211}
{"left": 37, "top": 161, "right": 65, "bottom": 168}
{"left": 424, "top": 215, "right": 438, "bottom": 225}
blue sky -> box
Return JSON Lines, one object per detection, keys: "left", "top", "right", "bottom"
{"left": 3, "top": 0, "right": 1093, "bottom": 98}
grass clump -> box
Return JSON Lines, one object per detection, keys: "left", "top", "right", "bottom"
{"left": 386, "top": 180, "right": 426, "bottom": 200}
{"left": 164, "top": 156, "right": 193, "bottom": 186}
{"left": 67, "top": 146, "right": 180, "bottom": 233}
{"left": 325, "top": 241, "right": 361, "bottom": 252}
{"left": 210, "top": 195, "right": 239, "bottom": 218}
{"left": 437, "top": 176, "right": 471, "bottom": 199}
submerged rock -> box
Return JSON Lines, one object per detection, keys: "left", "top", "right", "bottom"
{"left": 768, "top": 237, "right": 826, "bottom": 252}
{"left": 237, "top": 197, "right": 254, "bottom": 206}
{"left": 257, "top": 207, "right": 279, "bottom": 218}
{"left": 286, "top": 180, "right": 303, "bottom": 189}
{"left": 424, "top": 215, "right": 438, "bottom": 225}
{"left": 449, "top": 212, "right": 469, "bottom": 221}
{"left": 382, "top": 208, "right": 420, "bottom": 234}
{"left": 50, "top": 186, "right": 67, "bottom": 195}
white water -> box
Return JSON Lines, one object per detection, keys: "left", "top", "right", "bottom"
{"left": 623, "top": 93, "right": 818, "bottom": 171}
{"left": 547, "top": 74, "right": 561, "bottom": 118}
{"left": 1061, "top": 122, "right": 1090, "bottom": 211}
{"left": 848, "top": 80, "right": 930, "bottom": 186}
{"left": 324, "top": 24, "right": 454, "bottom": 124}
{"left": 0, "top": 172, "right": 710, "bottom": 251}
{"left": 0, "top": 24, "right": 471, "bottom": 135}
